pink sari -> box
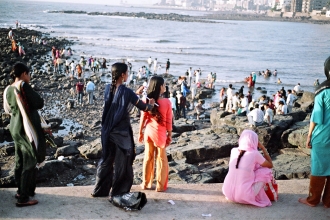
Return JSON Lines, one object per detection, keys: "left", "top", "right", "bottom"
{"left": 222, "top": 130, "right": 273, "bottom": 207}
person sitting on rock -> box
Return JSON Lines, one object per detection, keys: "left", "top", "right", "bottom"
{"left": 277, "top": 100, "right": 287, "bottom": 115}
{"left": 195, "top": 99, "right": 205, "bottom": 120}
{"left": 222, "top": 129, "right": 273, "bottom": 207}
{"left": 247, "top": 103, "right": 264, "bottom": 127}
{"left": 263, "top": 103, "right": 274, "bottom": 126}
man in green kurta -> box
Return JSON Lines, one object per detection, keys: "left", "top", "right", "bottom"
{"left": 4, "top": 63, "right": 46, "bottom": 207}
{"left": 299, "top": 56, "right": 330, "bottom": 208}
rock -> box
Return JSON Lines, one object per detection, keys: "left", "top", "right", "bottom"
{"left": 37, "top": 159, "right": 73, "bottom": 180}
{"left": 0, "top": 144, "right": 15, "bottom": 156}
{"left": 272, "top": 154, "right": 310, "bottom": 180}
{"left": 78, "top": 138, "right": 102, "bottom": 159}
{"left": 82, "top": 164, "right": 97, "bottom": 175}
{"left": 169, "top": 132, "right": 239, "bottom": 164}
{"left": 54, "top": 145, "right": 80, "bottom": 158}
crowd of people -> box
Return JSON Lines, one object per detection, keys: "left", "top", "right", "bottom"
{"left": 4, "top": 25, "right": 330, "bottom": 210}
{"left": 221, "top": 82, "right": 303, "bottom": 127}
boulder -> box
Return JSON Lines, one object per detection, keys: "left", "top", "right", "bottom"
{"left": 272, "top": 154, "right": 310, "bottom": 180}
{"left": 78, "top": 138, "right": 102, "bottom": 159}
{"left": 169, "top": 132, "right": 239, "bottom": 164}
{"left": 54, "top": 145, "right": 80, "bottom": 158}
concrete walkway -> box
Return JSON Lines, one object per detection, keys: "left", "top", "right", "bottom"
{"left": 0, "top": 179, "right": 329, "bottom": 220}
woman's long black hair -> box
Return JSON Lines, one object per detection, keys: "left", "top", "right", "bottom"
{"left": 236, "top": 150, "right": 246, "bottom": 169}
{"left": 147, "top": 76, "right": 164, "bottom": 124}
{"left": 10, "top": 62, "right": 29, "bottom": 80}
{"left": 110, "top": 62, "right": 127, "bottom": 97}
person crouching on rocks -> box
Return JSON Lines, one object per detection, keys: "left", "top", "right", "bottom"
{"left": 91, "top": 63, "right": 155, "bottom": 211}
{"left": 139, "top": 76, "right": 172, "bottom": 192}
{"left": 3, "top": 63, "right": 46, "bottom": 207}
{"left": 222, "top": 130, "right": 273, "bottom": 207}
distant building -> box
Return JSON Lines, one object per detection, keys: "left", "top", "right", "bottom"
{"left": 301, "top": 0, "right": 312, "bottom": 12}
{"left": 291, "top": 0, "right": 303, "bottom": 11}
{"left": 311, "top": 0, "right": 328, "bottom": 10}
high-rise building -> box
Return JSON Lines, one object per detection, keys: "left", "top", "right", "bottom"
{"left": 311, "top": 0, "right": 328, "bottom": 10}
{"left": 291, "top": 0, "right": 303, "bottom": 11}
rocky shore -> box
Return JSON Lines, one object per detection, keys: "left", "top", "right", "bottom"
{"left": 0, "top": 28, "right": 314, "bottom": 189}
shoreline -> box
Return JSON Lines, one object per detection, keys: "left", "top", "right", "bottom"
{"left": 0, "top": 27, "right": 313, "bottom": 188}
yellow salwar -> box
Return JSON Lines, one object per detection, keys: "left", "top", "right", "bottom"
{"left": 141, "top": 140, "right": 168, "bottom": 192}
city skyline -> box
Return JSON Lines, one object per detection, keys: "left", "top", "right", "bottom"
{"left": 21, "top": 0, "right": 160, "bottom": 5}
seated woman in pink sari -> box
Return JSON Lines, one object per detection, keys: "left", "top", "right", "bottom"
{"left": 222, "top": 129, "right": 273, "bottom": 207}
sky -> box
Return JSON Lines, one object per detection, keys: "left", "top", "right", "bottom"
{"left": 24, "top": 0, "right": 160, "bottom": 5}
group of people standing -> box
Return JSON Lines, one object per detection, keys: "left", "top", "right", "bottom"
{"left": 91, "top": 63, "right": 172, "bottom": 210}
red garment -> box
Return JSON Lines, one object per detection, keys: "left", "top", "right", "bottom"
{"left": 141, "top": 98, "right": 172, "bottom": 148}
{"left": 76, "top": 82, "right": 84, "bottom": 92}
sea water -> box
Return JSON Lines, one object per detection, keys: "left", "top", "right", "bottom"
{"left": 1, "top": 0, "right": 330, "bottom": 102}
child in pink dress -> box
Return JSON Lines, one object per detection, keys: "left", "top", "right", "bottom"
{"left": 222, "top": 130, "right": 273, "bottom": 207}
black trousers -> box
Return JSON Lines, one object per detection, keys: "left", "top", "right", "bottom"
{"left": 92, "top": 133, "right": 135, "bottom": 197}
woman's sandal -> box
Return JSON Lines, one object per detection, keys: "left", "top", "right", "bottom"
{"left": 16, "top": 199, "right": 38, "bottom": 207}
{"left": 298, "top": 198, "right": 316, "bottom": 207}
{"left": 14, "top": 194, "right": 20, "bottom": 199}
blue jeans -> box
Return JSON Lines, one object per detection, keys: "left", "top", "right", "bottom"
{"left": 77, "top": 92, "right": 83, "bottom": 104}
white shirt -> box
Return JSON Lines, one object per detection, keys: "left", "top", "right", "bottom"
{"left": 196, "top": 71, "right": 200, "bottom": 82}
{"left": 293, "top": 85, "right": 301, "bottom": 93}
{"left": 86, "top": 81, "right": 95, "bottom": 91}
{"left": 264, "top": 108, "right": 274, "bottom": 124}
{"left": 248, "top": 108, "right": 264, "bottom": 123}
{"left": 65, "top": 60, "right": 70, "bottom": 66}
{"left": 188, "top": 69, "right": 192, "bottom": 78}
{"left": 286, "top": 93, "right": 296, "bottom": 106}
{"left": 70, "top": 62, "right": 75, "bottom": 70}
{"left": 147, "top": 57, "right": 152, "bottom": 65}
{"left": 153, "top": 60, "right": 157, "bottom": 69}
{"left": 169, "top": 97, "right": 176, "bottom": 110}
{"left": 281, "top": 105, "right": 288, "bottom": 114}
{"left": 227, "top": 88, "right": 233, "bottom": 99}
{"left": 240, "top": 97, "right": 249, "bottom": 113}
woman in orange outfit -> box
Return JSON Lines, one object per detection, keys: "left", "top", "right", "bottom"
{"left": 139, "top": 76, "right": 172, "bottom": 192}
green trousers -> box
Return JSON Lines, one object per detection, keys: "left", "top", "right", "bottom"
{"left": 15, "top": 141, "right": 37, "bottom": 203}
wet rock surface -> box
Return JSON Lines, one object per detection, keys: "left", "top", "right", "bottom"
{"left": 0, "top": 28, "right": 313, "bottom": 188}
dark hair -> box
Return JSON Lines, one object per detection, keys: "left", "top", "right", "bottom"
{"left": 110, "top": 62, "right": 127, "bottom": 95}
{"left": 254, "top": 103, "right": 259, "bottom": 108}
{"left": 288, "top": 89, "right": 292, "bottom": 93}
{"left": 229, "top": 84, "right": 232, "bottom": 88}
{"left": 236, "top": 150, "right": 246, "bottom": 169}
{"left": 147, "top": 76, "right": 165, "bottom": 124}
{"left": 10, "top": 62, "right": 29, "bottom": 80}
{"left": 279, "top": 101, "right": 284, "bottom": 105}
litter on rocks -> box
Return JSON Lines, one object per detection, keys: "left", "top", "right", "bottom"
{"left": 67, "top": 183, "right": 74, "bottom": 187}
{"left": 202, "top": 214, "right": 212, "bottom": 217}
{"left": 168, "top": 200, "right": 175, "bottom": 205}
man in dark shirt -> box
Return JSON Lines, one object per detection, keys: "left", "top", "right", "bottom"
{"left": 76, "top": 80, "right": 84, "bottom": 105}
{"left": 180, "top": 93, "right": 186, "bottom": 118}
{"left": 166, "top": 59, "right": 170, "bottom": 74}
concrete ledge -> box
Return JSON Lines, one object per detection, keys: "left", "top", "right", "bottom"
{"left": 0, "top": 179, "right": 329, "bottom": 219}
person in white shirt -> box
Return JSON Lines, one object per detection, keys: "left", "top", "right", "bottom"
{"left": 147, "top": 56, "right": 152, "bottom": 69}
{"left": 232, "top": 92, "right": 239, "bottom": 114}
{"left": 293, "top": 83, "right": 302, "bottom": 93}
{"left": 238, "top": 94, "right": 249, "bottom": 116}
{"left": 86, "top": 79, "right": 96, "bottom": 104}
{"left": 169, "top": 93, "right": 177, "bottom": 123}
{"left": 277, "top": 101, "right": 288, "bottom": 115}
{"left": 188, "top": 67, "right": 192, "bottom": 86}
{"left": 153, "top": 58, "right": 157, "bottom": 74}
{"left": 286, "top": 89, "right": 297, "bottom": 113}
{"left": 247, "top": 103, "right": 264, "bottom": 127}
{"left": 226, "top": 84, "right": 234, "bottom": 112}
{"left": 263, "top": 103, "right": 274, "bottom": 126}
{"left": 65, "top": 58, "right": 70, "bottom": 75}
{"left": 195, "top": 70, "right": 200, "bottom": 83}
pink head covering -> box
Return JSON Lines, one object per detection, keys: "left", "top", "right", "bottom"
{"left": 238, "top": 130, "right": 258, "bottom": 152}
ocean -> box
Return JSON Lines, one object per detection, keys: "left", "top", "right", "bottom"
{"left": 1, "top": 0, "right": 330, "bottom": 103}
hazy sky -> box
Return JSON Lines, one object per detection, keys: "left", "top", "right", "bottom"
{"left": 24, "top": 0, "right": 159, "bottom": 5}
